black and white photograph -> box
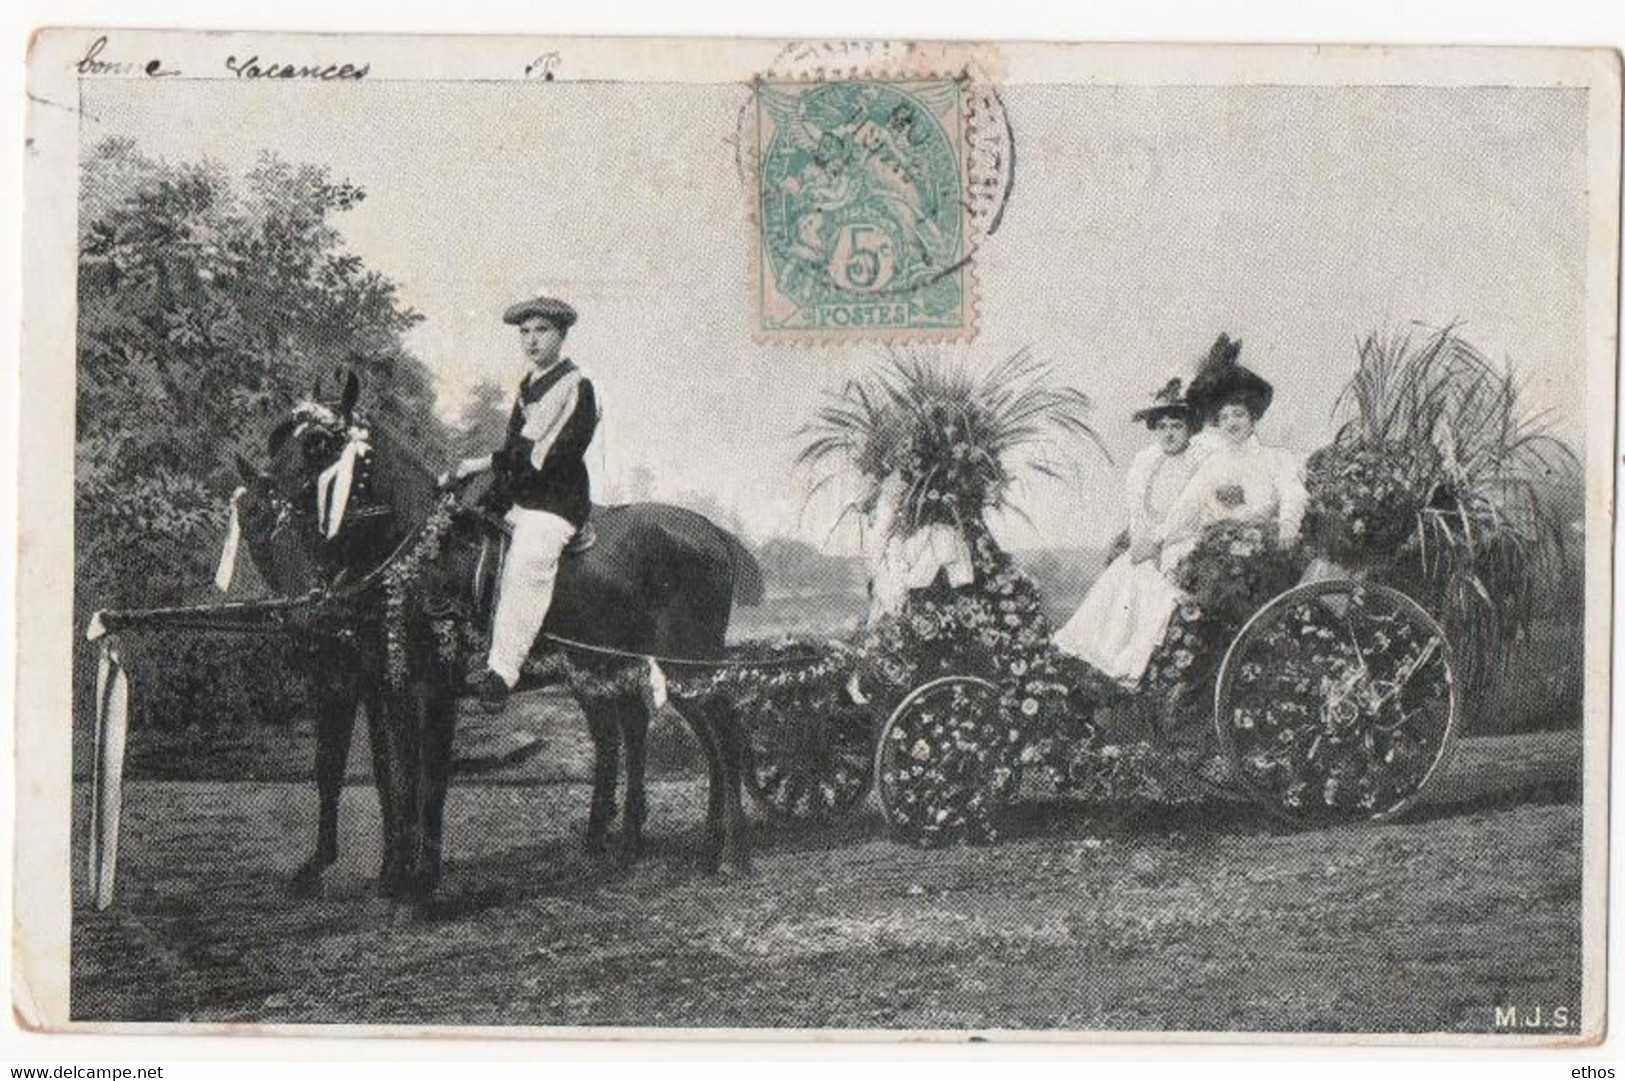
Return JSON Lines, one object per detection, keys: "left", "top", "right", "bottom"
{"left": 11, "top": 29, "right": 1620, "bottom": 1044}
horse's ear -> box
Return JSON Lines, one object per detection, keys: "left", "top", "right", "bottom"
{"left": 339, "top": 371, "right": 361, "bottom": 421}
{"left": 235, "top": 453, "right": 262, "bottom": 484}
{"left": 311, "top": 373, "right": 325, "bottom": 402}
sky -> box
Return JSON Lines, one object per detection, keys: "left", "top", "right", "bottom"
{"left": 83, "top": 78, "right": 1589, "bottom": 552}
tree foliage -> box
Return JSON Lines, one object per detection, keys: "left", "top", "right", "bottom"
{"left": 76, "top": 137, "right": 444, "bottom": 611}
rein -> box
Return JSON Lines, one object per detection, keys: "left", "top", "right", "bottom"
{"left": 89, "top": 493, "right": 827, "bottom": 672}
{"left": 90, "top": 500, "right": 446, "bottom": 638}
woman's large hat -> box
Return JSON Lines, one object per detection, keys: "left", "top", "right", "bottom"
{"left": 1130, "top": 377, "right": 1200, "bottom": 429}
{"left": 1187, "top": 333, "right": 1274, "bottom": 419}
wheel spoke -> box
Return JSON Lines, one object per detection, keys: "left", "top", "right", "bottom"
{"left": 1218, "top": 581, "right": 1458, "bottom": 823}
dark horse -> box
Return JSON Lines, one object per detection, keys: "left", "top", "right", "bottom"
{"left": 233, "top": 374, "right": 761, "bottom": 900}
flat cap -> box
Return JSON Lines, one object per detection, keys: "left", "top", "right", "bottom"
{"left": 502, "top": 294, "right": 578, "bottom": 330}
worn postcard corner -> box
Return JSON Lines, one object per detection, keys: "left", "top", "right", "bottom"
{"left": 11, "top": 28, "right": 1621, "bottom": 1045}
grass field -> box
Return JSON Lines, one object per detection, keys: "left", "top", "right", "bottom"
{"left": 70, "top": 713, "right": 1583, "bottom": 1032}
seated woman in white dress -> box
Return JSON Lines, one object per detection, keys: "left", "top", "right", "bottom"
{"left": 1054, "top": 378, "right": 1208, "bottom": 686}
{"left": 1155, "top": 334, "right": 1307, "bottom": 567}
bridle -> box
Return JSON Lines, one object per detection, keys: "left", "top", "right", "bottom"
{"left": 266, "top": 403, "right": 394, "bottom": 542}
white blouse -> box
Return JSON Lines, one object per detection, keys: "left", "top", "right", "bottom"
{"left": 1123, "top": 443, "right": 1206, "bottom": 551}
{"left": 1156, "top": 432, "right": 1307, "bottom": 566}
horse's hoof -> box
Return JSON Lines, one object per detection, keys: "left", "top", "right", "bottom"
{"left": 286, "top": 864, "right": 326, "bottom": 899}
{"left": 582, "top": 834, "right": 610, "bottom": 858}
{"left": 614, "top": 839, "right": 643, "bottom": 868}
{"left": 405, "top": 872, "right": 442, "bottom": 902}
{"left": 373, "top": 872, "right": 411, "bottom": 901}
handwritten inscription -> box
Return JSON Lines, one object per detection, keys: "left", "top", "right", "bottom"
{"left": 74, "top": 36, "right": 179, "bottom": 77}
{"left": 225, "top": 55, "right": 370, "bottom": 80}
{"left": 524, "top": 52, "right": 561, "bottom": 80}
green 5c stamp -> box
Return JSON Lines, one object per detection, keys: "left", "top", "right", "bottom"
{"left": 754, "top": 78, "right": 974, "bottom": 341}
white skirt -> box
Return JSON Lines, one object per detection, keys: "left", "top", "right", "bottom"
{"left": 1053, "top": 552, "right": 1184, "bottom": 687}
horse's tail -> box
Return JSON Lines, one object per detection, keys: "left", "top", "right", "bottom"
{"left": 721, "top": 529, "right": 765, "bottom": 607}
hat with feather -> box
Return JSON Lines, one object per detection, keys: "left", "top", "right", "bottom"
{"left": 1130, "top": 377, "right": 1202, "bottom": 431}
{"left": 1187, "top": 333, "right": 1274, "bottom": 420}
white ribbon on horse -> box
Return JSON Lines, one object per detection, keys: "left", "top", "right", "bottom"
{"left": 214, "top": 486, "right": 247, "bottom": 592}
{"left": 85, "top": 611, "right": 129, "bottom": 910}
{"left": 315, "top": 429, "right": 370, "bottom": 539}
{"left": 646, "top": 657, "right": 669, "bottom": 710}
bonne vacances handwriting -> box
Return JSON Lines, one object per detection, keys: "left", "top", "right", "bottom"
{"left": 73, "top": 36, "right": 370, "bottom": 81}
{"left": 225, "top": 55, "right": 370, "bottom": 80}
{"left": 74, "top": 36, "right": 178, "bottom": 77}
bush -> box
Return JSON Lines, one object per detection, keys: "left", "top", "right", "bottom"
{"left": 121, "top": 632, "right": 312, "bottom": 733}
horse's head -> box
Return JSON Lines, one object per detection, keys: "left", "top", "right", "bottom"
{"left": 225, "top": 371, "right": 392, "bottom": 593}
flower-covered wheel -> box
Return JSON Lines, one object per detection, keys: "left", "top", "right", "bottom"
{"left": 875, "top": 675, "right": 1019, "bottom": 844}
{"left": 744, "top": 702, "right": 876, "bottom": 821}
{"left": 1215, "top": 579, "right": 1459, "bottom": 824}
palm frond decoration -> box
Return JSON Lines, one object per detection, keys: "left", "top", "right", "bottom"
{"left": 1317, "top": 322, "right": 1581, "bottom": 697}
{"left": 797, "top": 346, "right": 1110, "bottom": 540}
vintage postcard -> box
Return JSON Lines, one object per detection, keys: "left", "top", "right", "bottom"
{"left": 13, "top": 30, "right": 1620, "bottom": 1043}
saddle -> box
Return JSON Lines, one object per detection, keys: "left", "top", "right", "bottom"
{"left": 426, "top": 504, "right": 597, "bottom": 631}
{"left": 468, "top": 508, "right": 595, "bottom": 617}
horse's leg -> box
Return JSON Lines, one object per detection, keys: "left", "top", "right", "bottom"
{"left": 676, "top": 700, "right": 727, "bottom": 873}
{"left": 360, "top": 673, "right": 404, "bottom": 895}
{"left": 413, "top": 672, "right": 459, "bottom": 898}
{"left": 659, "top": 594, "right": 750, "bottom": 875}
{"left": 617, "top": 692, "right": 650, "bottom": 866}
{"left": 289, "top": 679, "right": 358, "bottom": 897}
{"left": 386, "top": 681, "right": 426, "bottom": 900}
{"left": 711, "top": 706, "right": 754, "bottom": 876}
{"left": 582, "top": 697, "right": 621, "bottom": 856}
{"left": 363, "top": 647, "right": 424, "bottom": 900}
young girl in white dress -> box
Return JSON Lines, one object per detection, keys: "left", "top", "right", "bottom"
{"left": 1054, "top": 379, "right": 1209, "bottom": 685}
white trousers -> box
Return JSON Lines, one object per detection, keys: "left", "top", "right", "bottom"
{"left": 487, "top": 506, "right": 576, "bottom": 686}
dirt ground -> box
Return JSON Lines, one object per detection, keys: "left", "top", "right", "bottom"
{"left": 70, "top": 709, "right": 1583, "bottom": 1034}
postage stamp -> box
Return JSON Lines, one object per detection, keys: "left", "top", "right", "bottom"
{"left": 11, "top": 29, "right": 1622, "bottom": 1049}
{"left": 753, "top": 77, "right": 975, "bottom": 341}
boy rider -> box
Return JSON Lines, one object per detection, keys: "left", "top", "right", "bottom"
{"left": 443, "top": 294, "right": 598, "bottom": 713}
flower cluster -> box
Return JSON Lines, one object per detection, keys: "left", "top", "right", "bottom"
{"left": 877, "top": 676, "right": 1013, "bottom": 844}
{"left": 798, "top": 350, "right": 1101, "bottom": 542}
{"left": 1172, "top": 519, "right": 1303, "bottom": 632}
{"left": 1056, "top": 737, "right": 1167, "bottom": 804}
{"left": 1141, "top": 599, "right": 1226, "bottom": 708}
{"left": 861, "top": 533, "right": 1078, "bottom": 725}
{"left": 665, "top": 638, "right": 857, "bottom": 704}
{"left": 859, "top": 531, "right": 1105, "bottom": 842}
{"left": 884, "top": 404, "right": 1010, "bottom": 535}
{"left": 381, "top": 495, "right": 457, "bottom": 687}
{"left": 1302, "top": 441, "right": 1430, "bottom": 568}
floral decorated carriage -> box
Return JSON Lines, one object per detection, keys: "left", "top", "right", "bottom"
{"left": 726, "top": 516, "right": 1460, "bottom": 843}
{"left": 715, "top": 343, "right": 1524, "bottom": 844}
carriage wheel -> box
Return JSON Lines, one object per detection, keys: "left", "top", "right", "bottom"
{"left": 874, "top": 676, "right": 1017, "bottom": 843}
{"left": 1215, "top": 579, "right": 1459, "bottom": 824}
{"left": 744, "top": 702, "right": 875, "bottom": 822}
